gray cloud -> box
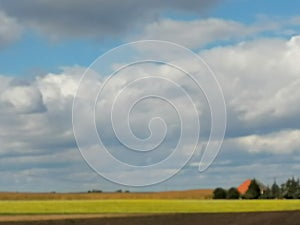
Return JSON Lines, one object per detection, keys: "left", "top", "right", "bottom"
{"left": 136, "top": 17, "right": 300, "bottom": 49}
{"left": 0, "top": 0, "right": 219, "bottom": 40}
{"left": 0, "top": 11, "right": 22, "bottom": 47}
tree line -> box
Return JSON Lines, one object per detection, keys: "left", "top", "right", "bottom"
{"left": 213, "top": 177, "right": 300, "bottom": 199}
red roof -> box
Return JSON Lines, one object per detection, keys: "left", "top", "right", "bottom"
{"left": 237, "top": 179, "right": 251, "bottom": 194}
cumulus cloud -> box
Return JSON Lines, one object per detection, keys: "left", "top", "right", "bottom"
{"left": 0, "top": 68, "right": 85, "bottom": 156}
{"left": 201, "top": 35, "right": 300, "bottom": 136}
{"left": 1, "top": 85, "right": 46, "bottom": 114}
{"left": 0, "top": 58, "right": 216, "bottom": 187}
{"left": 0, "top": 0, "right": 219, "bottom": 40}
{"left": 1, "top": 34, "right": 300, "bottom": 190}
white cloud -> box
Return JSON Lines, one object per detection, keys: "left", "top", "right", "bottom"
{"left": 0, "top": 68, "right": 85, "bottom": 157}
{"left": 1, "top": 85, "right": 46, "bottom": 114}
{"left": 37, "top": 66, "right": 84, "bottom": 100}
{"left": 227, "top": 129, "right": 300, "bottom": 154}
{"left": 201, "top": 35, "right": 300, "bottom": 131}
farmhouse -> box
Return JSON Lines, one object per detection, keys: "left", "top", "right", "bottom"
{"left": 237, "top": 179, "right": 268, "bottom": 195}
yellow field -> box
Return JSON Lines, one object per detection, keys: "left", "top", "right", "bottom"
{"left": 0, "top": 200, "right": 299, "bottom": 215}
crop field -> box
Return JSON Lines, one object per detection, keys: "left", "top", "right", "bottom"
{"left": 0, "top": 192, "right": 299, "bottom": 224}
{"left": 0, "top": 199, "right": 300, "bottom": 215}
{"left": 0, "top": 190, "right": 212, "bottom": 200}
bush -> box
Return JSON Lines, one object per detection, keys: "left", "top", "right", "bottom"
{"left": 213, "top": 187, "right": 227, "bottom": 199}
{"left": 88, "top": 189, "right": 102, "bottom": 193}
{"left": 227, "top": 187, "right": 240, "bottom": 199}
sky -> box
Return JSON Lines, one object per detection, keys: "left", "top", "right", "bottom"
{"left": 0, "top": 0, "right": 300, "bottom": 192}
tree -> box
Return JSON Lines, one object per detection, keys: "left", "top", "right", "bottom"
{"left": 260, "top": 187, "right": 272, "bottom": 199}
{"left": 295, "top": 178, "right": 300, "bottom": 199}
{"left": 213, "top": 187, "right": 227, "bottom": 199}
{"left": 282, "top": 177, "right": 300, "bottom": 199}
{"left": 227, "top": 187, "right": 240, "bottom": 199}
{"left": 244, "top": 179, "right": 261, "bottom": 199}
{"left": 271, "top": 181, "right": 280, "bottom": 199}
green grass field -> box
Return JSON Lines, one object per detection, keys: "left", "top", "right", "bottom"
{"left": 0, "top": 200, "right": 300, "bottom": 215}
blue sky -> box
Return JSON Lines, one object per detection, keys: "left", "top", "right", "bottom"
{"left": 211, "top": 0, "right": 300, "bottom": 22}
{"left": 0, "top": 0, "right": 300, "bottom": 192}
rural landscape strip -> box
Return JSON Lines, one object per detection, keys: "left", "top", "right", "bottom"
{"left": 0, "top": 183, "right": 299, "bottom": 223}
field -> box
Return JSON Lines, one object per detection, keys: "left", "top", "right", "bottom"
{"left": 1, "top": 190, "right": 299, "bottom": 215}
{"left": 0, "top": 199, "right": 300, "bottom": 215}
{"left": 0, "top": 212, "right": 300, "bottom": 225}
{"left": 0, "top": 191, "right": 299, "bottom": 224}
{"left": 0, "top": 189, "right": 212, "bottom": 200}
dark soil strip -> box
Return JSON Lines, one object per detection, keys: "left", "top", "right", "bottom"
{"left": 0, "top": 211, "right": 300, "bottom": 225}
